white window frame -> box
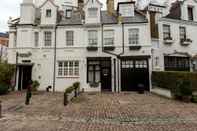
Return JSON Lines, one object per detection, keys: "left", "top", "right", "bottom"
{"left": 104, "top": 30, "right": 114, "bottom": 46}
{"left": 66, "top": 31, "right": 74, "bottom": 46}
{"left": 34, "top": 32, "right": 39, "bottom": 47}
{"left": 46, "top": 9, "right": 52, "bottom": 17}
{"left": 88, "top": 30, "right": 98, "bottom": 46}
{"left": 44, "top": 31, "right": 52, "bottom": 47}
{"left": 129, "top": 28, "right": 139, "bottom": 45}
{"left": 163, "top": 24, "right": 171, "bottom": 39}
{"left": 57, "top": 61, "right": 79, "bottom": 77}
{"left": 88, "top": 8, "right": 98, "bottom": 18}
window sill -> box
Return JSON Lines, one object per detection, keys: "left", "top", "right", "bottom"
{"left": 129, "top": 45, "right": 142, "bottom": 50}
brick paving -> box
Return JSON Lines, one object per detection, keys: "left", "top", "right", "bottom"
{"left": 0, "top": 91, "right": 197, "bottom": 131}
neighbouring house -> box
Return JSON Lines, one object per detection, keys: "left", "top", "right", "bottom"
{"left": 144, "top": 0, "right": 197, "bottom": 72}
{"left": 0, "top": 32, "right": 9, "bottom": 62}
{"left": 8, "top": 0, "right": 152, "bottom": 92}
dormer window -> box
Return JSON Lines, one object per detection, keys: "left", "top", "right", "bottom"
{"left": 179, "top": 26, "right": 186, "bottom": 40}
{"left": 88, "top": 8, "right": 98, "bottom": 18}
{"left": 46, "top": 9, "right": 52, "bottom": 17}
{"left": 188, "top": 6, "right": 194, "bottom": 21}
{"left": 65, "top": 10, "right": 72, "bottom": 18}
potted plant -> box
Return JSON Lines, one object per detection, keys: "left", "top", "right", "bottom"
{"left": 32, "top": 80, "right": 40, "bottom": 92}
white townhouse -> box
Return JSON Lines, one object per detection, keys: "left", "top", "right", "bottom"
{"left": 8, "top": 0, "right": 152, "bottom": 92}
{"left": 146, "top": 0, "right": 197, "bottom": 72}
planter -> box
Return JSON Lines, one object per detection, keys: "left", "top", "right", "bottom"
{"left": 89, "top": 82, "right": 99, "bottom": 88}
{"left": 104, "top": 46, "right": 115, "bottom": 51}
{"left": 180, "top": 39, "right": 192, "bottom": 46}
{"left": 87, "top": 46, "right": 98, "bottom": 51}
{"left": 129, "top": 46, "right": 142, "bottom": 50}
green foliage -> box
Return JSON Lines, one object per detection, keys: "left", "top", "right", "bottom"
{"left": 152, "top": 71, "right": 197, "bottom": 91}
{"left": 191, "top": 95, "right": 197, "bottom": 103}
{"left": 0, "top": 84, "right": 9, "bottom": 95}
{"left": 174, "top": 80, "right": 192, "bottom": 98}
{"left": 65, "top": 86, "right": 75, "bottom": 94}
{"left": 0, "top": 63, "right": 15, "bottom": 85}
{"left": 73, "top": 82, "right": 80, "bottom": 90}
{"left": 32, "top": 80, "right": 40, "bottom": 91}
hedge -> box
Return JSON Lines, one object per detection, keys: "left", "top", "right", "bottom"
{"left": 152, "top": 71, "right": 197, "bottom": 91}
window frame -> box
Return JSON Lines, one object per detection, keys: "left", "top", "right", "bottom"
{"left": 163, "top": 24, "right": 171, "bottom": 39}
{"left": 46, "top": 9, "right": 52, "bottom": 17}
{"left": 66, "top": 31, "right": 74, "bottom": 46}
{"left": 57, "top": 61, "right": 79, "bottom": 77}
{"left": 104, "top": 30, "right": 114, "bottom": 46}
{"left": 65, "top": 9, "right": 72, "bottom": 18}
{"left": 128, "top": 28, "right": 139, "bottom": 45}
{"left": 88, "top": 30, "right": 98, "bottom": 46}
{"left": 88, "top": 8, "right": 98, "bottom": 18}
{"left": 179, "top": 26, "right": 186, "bottom": 40}
{"left": 34, "top": 32, "right": 39, "bottom": 47}
{"left": 188, "top": 6, "right": 194, "bottom": 21}
{"left": 44, "top": 31, "right": 52, "bottom": 47}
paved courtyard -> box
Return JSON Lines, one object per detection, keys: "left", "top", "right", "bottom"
{"left": 0, "top": 91, "right": 197, "bottom": 131}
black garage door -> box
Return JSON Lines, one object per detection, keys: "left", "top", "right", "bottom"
{"left": 121, "top": 59, "right": 149, "bottom": 91}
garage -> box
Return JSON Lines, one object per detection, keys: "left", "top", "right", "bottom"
{"left": 120, "top": 57, "right": 150, "bottom": 91}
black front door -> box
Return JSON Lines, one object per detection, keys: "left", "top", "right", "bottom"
{"left": 18, "top": 65, "right": 32, "bottom": 91}
{"left": 121, "top": 58, "right": 149, "bottom": 91}
{"left": 87, "top": 58, "right": 112, "bottom": 91}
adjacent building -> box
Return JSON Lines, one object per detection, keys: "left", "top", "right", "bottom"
{"left": 0, "top": 32, "right": 9, "bottom": 62}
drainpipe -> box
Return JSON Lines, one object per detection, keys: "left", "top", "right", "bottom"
{"left": 53, "top": 25, "right": 57, "bottom": 92}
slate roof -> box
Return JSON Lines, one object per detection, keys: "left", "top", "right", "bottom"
{"left": 165, "top": 1, "right": 181, "bottom": 20}
{"left": 58, "top": 10, "right": 148, "bottom": 25}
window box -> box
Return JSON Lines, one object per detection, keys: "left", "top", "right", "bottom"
{"left": 89, "top": 82, "right": 100, "bottom": 88}
{"left": 129, "top": 45, "right": 142, "bottom": 50}
{"left": 181, "top": 38, "right": 192, "bottom": 46}
{"left": 164, "top": 37, "right": 173, "bottom": 44}
{"left": 87, "top": 46, "right": 98, "bottom": 51}
{"left": 104, "top": 46, "right": 115, "bottom": 51}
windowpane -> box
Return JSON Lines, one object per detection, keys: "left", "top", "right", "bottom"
{"left": 88, "top": 8, "right": 97, "bottom": 18}
{"left": 44, "top": 31, "right": 52, "bottom": 46}
{"left": 129, "top": 29, "right": 139, "bottom": 45}
{"left": 179, "top": 27, "right": 186, "bottom": 40}
{"left": 88, "top": 30, "right": 97, "bottom": 46}
{"left": 46, "top": 9, "right": 51, "bottom": 17}
{"left": 57, "top": 61, "right": 79, "bottom": 77}
{"left": 163, "top": 25, "right": 171, "bottom": 39}
{"left": 34, "top": 32, "right": 39, "bottom": 47}
{"left": 104, "top": 30, "right": 114, "bottom": 46}
{"left": 66, "top": 31, "right": 74, "bottom": 46}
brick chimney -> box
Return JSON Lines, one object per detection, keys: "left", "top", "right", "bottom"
{"left": 107, "top": 0, "right": 115, "bottom": 15}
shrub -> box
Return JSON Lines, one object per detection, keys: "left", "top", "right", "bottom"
{"left": 65, "top": 86, "right": 75, "bottom": 94}
{"left": 32, "top": 80, "right": 40, "bottom": 91}
{"left": 0, "top": 63, "right": 15, "bottom": 86}
{"left": 152, "top": 71, "right": 197, "bottom": 91}
{"left": 0, "top": 84, "right": 9, "bottom": 95}
{"left": 73, "top": 82, "right": 80, "bottom": 90}
{"left": 174, "top": 80, "right": 192, "bottom": 98}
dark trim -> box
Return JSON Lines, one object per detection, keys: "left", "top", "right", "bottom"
{"left": 149, "top": 3, "right": 166, "bottom": 8}
{"left": 86, "top": 46, "right": 98, "bottom": 51}
{"left": 103, "top": 46, "right": 115, "bottom": 51}
{"left": 129, "top": 46, "right": 142, "bottom": 50}
{"left": 118, "top": 55, "right": 151, "bottom": 60}
{"left": 87, "top": 57, "right": 111, "bottom": 61}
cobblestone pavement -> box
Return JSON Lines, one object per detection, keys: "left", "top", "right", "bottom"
{"left": 0, "top": 91, "right": 197, "bottom": 131}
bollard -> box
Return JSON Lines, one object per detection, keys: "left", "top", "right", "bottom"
{"left": 0, "top": 101, "right": 1, "bottom": 118}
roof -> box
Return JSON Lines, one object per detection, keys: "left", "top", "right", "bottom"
{"left": 39, "top": 0, "right": 59, "bottom": 9}
{"left": 165, "top": 1, "right": 181, "bottom": 20}
{"left": 58, "top": 10, "right": 148, "bottom": 25}
{"left": 0, "top": 33, "right": 9, "bottom": 38}
{"left": 101, "top": 10, "right": 147, "bottom": 24}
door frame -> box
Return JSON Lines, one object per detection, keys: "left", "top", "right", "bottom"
{"left": 16, "top": 64, "right": 33, "bottom": 91}
{"left": 119, "top": 56, "right": 150, "bottom": 91}
{"left": 87, "top": 57, "right": 112, "bottom": 92}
